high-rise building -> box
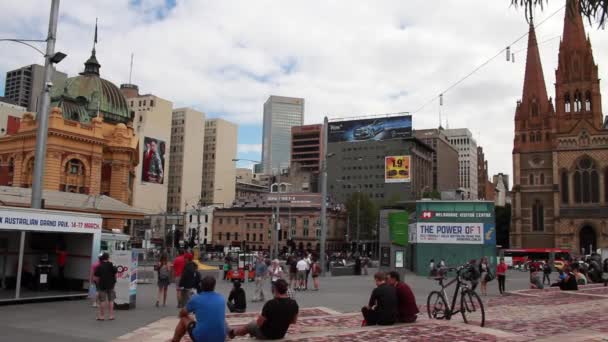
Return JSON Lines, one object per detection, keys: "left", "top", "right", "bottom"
{"left": 291, "top": 124, "right": 322, "bottom": 174}
{"left": 511, "top": 1, "right": 608, "bottom": 252}
{"left": 121, "top": 84, "right": 173, "bottom": 212}
{"left": 0, "top": 97, "right": 26, "bottom": 136}
{"left": 166, "top": 108, "right": 205, "bottom": 213}
{"left": 414, "top": 128, "right": 459, "bottom": 193}
{"left": 493, "top": 173, "right": 510, "bottom": 207}
{"left": 261, "top": 96, "right": 304, "bottom": 173}
{"left": 202, "top": 118, "right": 237, "bottom": 207}
{"left": 4, "top": 64, "right": 67, "bottom": 111}
{"left": 477, "top": 146, "right": 491, "bottom": 200}
{"left": 443, "top": 128, "right": 478, "bottom": 199}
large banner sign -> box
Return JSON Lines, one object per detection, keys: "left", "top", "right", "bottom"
{"left": 385, "top": 155, "right": 410, "bottom": 183}
{"left": 416, "top": 222, "right": 483, "bottom": 244}
{"left": 142, "top": 137, "right": 166, "bottom": 184}
{"left": 388, "top": 211, "right": 409, "bottom": 246}
{"left": 0, "top": 208, "right": 102, "bottom": 233}
{"left": 328, "top": 115, "right": 412, "bottom": 143}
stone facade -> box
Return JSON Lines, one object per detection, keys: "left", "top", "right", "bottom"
{"left": 511, "top": 1, "right": 608, "bottom": 253}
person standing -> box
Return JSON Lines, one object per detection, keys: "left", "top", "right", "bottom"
{"left": 439, "top": 259, "right": 446, "bottom": 269}
{"left": 179, "top": 254, "right": 200, "bottom": 308}
{"left": 173, "top": 250, "right": 186, "bottom": 308}
{"left": 296, "top": 257, "right": 308, "bottom": 291}
{"left": 496, "top": 257, "right": 508, "bottom": 295}
{"left": 94, "top": 253, "right": 117, "bottom": 321}
{"left": 287, "top": 256, "right": 297, "bottom": 289}
{"left": 361, "top": 272, "right": 398, "bottom": 326}
{"left": 227, "top": 280, "right": 247, "bottom": 313}
{"left": 429, "top": 259, "right": 436, "bottom": 277}
{"left": 269, "top": 259, "right": 284, "bottom": 292}
{"left": 362, "top": 256, "right": 369, "bottom": 276}
{"left": 89, "top": 254, "right": 102, "bottom": 308}
{"left": 156, "top": 255, "right": 170, "bottom": 307}
{"left": 304, "top": 254, "right": 312, "bottom": 290}
{"left": 602, "top": 259, "right": 608, "bottom": 287}
{"left": 479, "top": 257, "right": 489, "bottom": 296}
{"left": 253, "top": 257, "right": 268, "bottom": 302}
{"left": 542, "top": 262, "right": 552, "bottom": 285}
{"left": 56, "top": 245, "right": 67, "bottom": 289}
{"left": 386, "top": 271, "right": 418, "bottom": 323}
{"left": 311, "top": 258, "right": 321, "bottom": 291}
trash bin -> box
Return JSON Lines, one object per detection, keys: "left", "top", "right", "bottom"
{"left": 35, "top": 264, "right": 52, "bottom": 291}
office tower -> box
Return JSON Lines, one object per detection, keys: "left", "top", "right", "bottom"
{"left": 291, "top": 124, "right": 322, "bottom": 173}
{"left": 443, "top": 128, "right": 479, "bottom": 199}
{"left": 414, "top": 128, "right": 459, "bottom": 193}
{"left": 261, "top": 95, "right": 304, "bottom": 173}
{"left": 202, "top": 118, "right": 237, "bottom": 207}
{"left": 4, "top": 64, "right": 67, "bottom": 111}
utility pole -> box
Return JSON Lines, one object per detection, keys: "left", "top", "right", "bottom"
{"left": 356, "top": 194, "right": 360, "bottom": 254}
{"left": 31, "top": 0, "right": 60, "bottom": 209}
{"left": 319, "top": 116, "right": 328, "bottom": 276}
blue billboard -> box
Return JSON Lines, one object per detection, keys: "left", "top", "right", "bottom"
{"left": 328, "top": 115, "right": 412, "bottom": 143}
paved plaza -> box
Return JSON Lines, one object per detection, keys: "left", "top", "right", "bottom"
{"left": 1, "top": 270, "right": 607, "bottom": 341}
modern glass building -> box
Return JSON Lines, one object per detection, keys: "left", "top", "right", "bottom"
{"left": 261, "top": 95, "right": 304, "bottom": 173}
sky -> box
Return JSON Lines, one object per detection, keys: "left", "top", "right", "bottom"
{"left": 0, "top": 0, "right": 607, "bottom": 176}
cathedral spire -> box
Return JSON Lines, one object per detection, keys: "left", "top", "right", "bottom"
{"left": 81, "top": 19, "right": 100, "bottom": 76}
{"left": 561, "top": 0, "right": 587, "bottom": 50}
{"left": 520, "top": 19, "right": 549, "bottom": 117}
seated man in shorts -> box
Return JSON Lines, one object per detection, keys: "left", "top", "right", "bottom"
{"left": 170, "top": 276, "right": 227, "bottom": 342}
{"left": 230, "top": 279, "right": 298, "bottom": 340}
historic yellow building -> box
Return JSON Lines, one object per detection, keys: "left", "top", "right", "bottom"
{"left": 0, "top": 46, "right": 139, "bottom": 229}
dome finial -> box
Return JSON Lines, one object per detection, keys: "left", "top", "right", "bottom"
{"left": 81, "top": 18, "right": 101, "bottom": 76}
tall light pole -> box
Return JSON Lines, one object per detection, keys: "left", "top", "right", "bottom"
{"left": 319, "top": 116, "right": 329, "bottom": 276}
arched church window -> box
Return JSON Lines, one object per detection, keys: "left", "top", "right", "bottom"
{"left": 561, "top": 170, "right": 569, "bottom": 204}
{"left": 532, "top": 200, "right": 544, "bottom": 231}
{"left": 574, "top": 91, "right": 583, "bottom": 112}
{"left": 574, "top": 157, "right": 598, "bottom": 204}
{"left": 536, "top": 132, "right": 541, "bottom": 142}
{"left": 585, "top": 91, "right": 592, "bottom": 111}
{"left": 564, "top": 93, "right": 571, "bottom": 112}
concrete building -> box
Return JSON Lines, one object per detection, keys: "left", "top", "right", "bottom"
{"left": 326, "top": 138, "right": 433, "bottom": 206}
{"left": 121, "top": 84, "right": 173, "bottom": 213}
{"left": 443, "top": 128, "right": 478, "bottom": 199}
{"left": 262, "top": 96, "right": 304, "bottom": 173}
{"left": 493, "top": 173, "right": 510, "bottom": 207}
{"left": 291, "top": 124, "right": 322, "bottom": 173}
{"left": 166, "top": 108, "right": 205, "bottom": 213}
{"left": 510, "top": 3, "right": 608, "bottom": 251}
{"left": 236, "top": 168, "right": 253, "bottom": 183}
{"left": 234, "top": 181, "right": 269, "bottom": 206}
{"left": 414, "top": 128, "right": 459, "bottom": 193}
{"left": 0, "top": 97, "right": 26, "bottom": 136}
{"left": 202, "top": 118, "right": 237, "bottom": 207}
{"left": 184, "top": 205, "right": 220, "bottom": 249}
{"left": 3, "top": 64, "right": 67, "bottom": 111}
{"left": 212, "top": 194, "right": 346, "bottom": 252}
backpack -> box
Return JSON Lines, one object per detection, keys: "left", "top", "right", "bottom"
{"left": 158, "top": 265, "right": 170, "bottom": 280}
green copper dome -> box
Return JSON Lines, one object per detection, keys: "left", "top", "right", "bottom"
{"left": 51, "top": 49, "right": 131, "bottom": 124}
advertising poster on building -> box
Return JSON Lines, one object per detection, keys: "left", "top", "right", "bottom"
{"left": 388, "top": 211, "right": 409, "bottom": 246}
{"left": 328, "top": 115, "right": 412, "bottom": 143}
{"left": 142, "top": 136, "right": 165, "bottom": 184}
{"left": 416, "top": 222, "right": 484, "bottom": 244}
{"left": 385, "top": 155, "right": 410, "bottom": 183}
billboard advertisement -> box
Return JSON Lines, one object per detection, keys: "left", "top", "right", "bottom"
{"left": 385, "top": 155, "right": 410, "bottom": 183}
{"left": 388, "top": 211, "right": 409, "bottom": 246}
{"left": 416, "top": 222, "right": 483, "bottom": 244}
{"left": 328, "top": 115, "right": 412, "bottom": 143}
{"left": 142, "top": 137, "right": 165, "bottom": 184}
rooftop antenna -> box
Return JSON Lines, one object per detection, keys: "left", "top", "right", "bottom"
{"left": 438, "top": 94, "right": 443, "bottom": 128}
{"left": 129, "top": 53, "right": 134, "bottom": 84}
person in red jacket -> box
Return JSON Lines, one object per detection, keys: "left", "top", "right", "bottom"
{"left": 496, "top": 257, "right": 508, "bottom": 294}
{"left": 386, "top": 271, "right": 419, "bottom": 323}
{"left": 172, "top": 250, "right": 186, "bottom": 308}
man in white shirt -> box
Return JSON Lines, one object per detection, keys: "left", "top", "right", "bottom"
{"left": 296, "top": 257, "right": 308, "bottom": 291}
{"left": 304, "top": 254, "right": 312, "bottom": 290}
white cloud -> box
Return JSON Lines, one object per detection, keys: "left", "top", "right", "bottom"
{"left": 1, "top": 0, "right": 607, "bottom": 178}
{"left": 237, "top": 143, "right": 262, "bottom": 154}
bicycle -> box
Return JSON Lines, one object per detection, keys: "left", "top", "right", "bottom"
{"left": 427, "top": 264, "right": 486, "bottom": 327}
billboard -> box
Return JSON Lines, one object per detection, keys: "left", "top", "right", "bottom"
{"left": 416, "top": 222, "right": 483, "bottom": 244}
{"left": 328, "top": 115, "right": 412, "bottom": 143}
{"left": 142, "top": 137, "right": 166, "bottom": 184}
{"left": 388, "top": 211, "right": 409, "bottom": 246}
{"left": 385, "top": 155, "right": 410, "bottom": 183}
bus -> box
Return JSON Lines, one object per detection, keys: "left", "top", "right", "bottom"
{"left": 500, "top": 248, "right": 571, "bottom": 268}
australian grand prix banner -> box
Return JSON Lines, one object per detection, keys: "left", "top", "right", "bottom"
{"left": 328, "top": 115, "right": 412, "bottom": 143}
{"left": 385, "top": 155, "right": 410, "bottom": 183}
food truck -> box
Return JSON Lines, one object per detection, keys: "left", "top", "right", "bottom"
{"left": 0, "top": 206, "right": 102, "bottom": 303}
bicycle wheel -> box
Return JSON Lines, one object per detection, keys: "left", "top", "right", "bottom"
{"left": 460, "top": 290, "right": 485, "bottom": 327}
{"left": 427, "top": 291, "right": 450, "bottom": 320}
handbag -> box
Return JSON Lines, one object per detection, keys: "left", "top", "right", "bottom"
{"left": 485, "top": 270, "right": 495, "bottom": 282}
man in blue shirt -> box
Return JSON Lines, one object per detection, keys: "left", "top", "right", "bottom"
{"left": 170, "top": 276, "right": 227, "bottom": 342}
{"left": 253, "top": 256, "right": 268, "bottom": 302}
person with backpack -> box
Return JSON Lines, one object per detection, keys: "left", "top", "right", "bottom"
{"left": 156, "top": 255, "right": 170, "bottom": 307}
{"left": 542, "top": 261, "right": 552, "bottom": 285}
{"left": 94, "top": 252, "right": 117, "bottom": 321}
{"left": 179, "top": 254, "right": 200, "bottom": 308}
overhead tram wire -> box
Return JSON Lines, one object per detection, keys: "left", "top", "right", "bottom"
{"left": 411, "top": 4, "right": 565, "bottom": 115}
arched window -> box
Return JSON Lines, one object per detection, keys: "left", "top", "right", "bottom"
{"left": 529, "top": 174, "right": 534, "bottom": 185}
{"left": 574, "top": 91, "right": 583, "bottom": 112}
{"left": 532, "top": 200, "right": 544, "bottom": 231}
{"left": 585, "top": 91, "right": 592, "bottom": 111}
{"left": 540, "top": 173, "right": 545, "bottom": 185}
{"left": 530, "top": 133, "right": 535, "bottom": 142}
{"left": 536, "top": 132, "right": 541, "bottom": 142}
{"left": 564, "top": 93, "right": 571, "bottom": 112}
{"left": 573, "top": 157, "right": 599, "bottom": 204}
{"left": 66, "top": 159, "right": 85, "bottom": 175}
{"left": 561, "top": 170, "right": 569, "bottom": 204}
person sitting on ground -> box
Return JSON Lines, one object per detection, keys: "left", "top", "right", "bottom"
{"left": 529, "top": 266, "right": 544, "bottom": 289}
{"left": 170, "top": 276, "right": 228, "bottom": 342}
{"left": 573, "top": 267, "right": 588, "bottom": 285}
{"left": 361, "top": 272, "right": 398, "bottom": 326}
{"left": 603, "top": 258, "right": 608, "bottom": 287}
{"left": 230, "top": 279, "right": 299, "bottom": 340}
{"left": 227, "top": 280, "right": 247, "bottom": 313}
{"left": 386, "top": 271, "right": 418, "bottom": 323}
{"left": 558, "top": 267, "right": 579, "bottom": 291}
{"left": 179, "top": 254, "right": 200, "bottom": 308}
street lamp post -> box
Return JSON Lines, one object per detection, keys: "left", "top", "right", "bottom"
{"left": 320, "top": 116, "right": 329, "bottom": 276}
